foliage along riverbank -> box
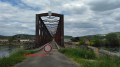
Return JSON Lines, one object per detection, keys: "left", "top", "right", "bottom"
{"left": 71, "top": 32, "right": 120, "bottom": 48}
{"left": 59, "top": 48, "right": 120, "bottom": 67}
{"left": 0, "top": 49, "right": 39, "bottom": 67}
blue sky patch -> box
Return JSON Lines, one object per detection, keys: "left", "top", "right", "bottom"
{"left": 0, "top": 0, "right": 40, "bottom": 11}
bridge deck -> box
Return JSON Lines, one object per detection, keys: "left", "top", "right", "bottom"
{"left": 14, "top": 49, "right": 78, "bottom": 67}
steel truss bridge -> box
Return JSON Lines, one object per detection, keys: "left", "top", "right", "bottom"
{"left": 35, "top": 12, "right": 64, "bottom": 48}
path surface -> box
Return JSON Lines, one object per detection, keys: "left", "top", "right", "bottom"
{"left": 14, "top": 49, "right": 78, "bottom": 67}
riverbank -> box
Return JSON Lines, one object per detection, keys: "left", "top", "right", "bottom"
{"left": 0, "top": 49, "right": 39, "bottom": 67}
{"left": 101, "top": 47, "right": 120, "bottom": 54}
{"left": 59, "top": 48, "right": 120, "bottom": 67}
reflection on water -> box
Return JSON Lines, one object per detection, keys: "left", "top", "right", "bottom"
{"left": 0, "top": 46, "right": 18, "bottom": 58}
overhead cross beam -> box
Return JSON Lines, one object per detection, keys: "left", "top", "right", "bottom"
{"left": 35, "top": 13, "right": 64, "bottom": 47}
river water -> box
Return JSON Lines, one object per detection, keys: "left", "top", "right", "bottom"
{"left": 113, "top": 49, "right": 120, "bottom": 54}
{"left": 0, "top": 46, "right": 18, "bottom": 58}
{"left": 100, "top": 47, "right": 120, "bottom": 54}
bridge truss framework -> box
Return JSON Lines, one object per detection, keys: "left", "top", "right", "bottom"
{"left": 35, "top": 13, "right": 64, "bottom": 47}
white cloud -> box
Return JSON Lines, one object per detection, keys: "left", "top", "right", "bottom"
{"left": 0, "top": 0, "right": 120, "bottom": 36}
{"left": 86, "top": 0, "right": 120, "bottom": 11}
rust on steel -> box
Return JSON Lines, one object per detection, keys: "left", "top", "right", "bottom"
{"left": 35, "top": 13, "right": 64, "bottom": 47}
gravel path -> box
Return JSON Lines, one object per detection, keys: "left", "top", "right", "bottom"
{"left": 13, "top": 49, "right": 78, "bottom": 67}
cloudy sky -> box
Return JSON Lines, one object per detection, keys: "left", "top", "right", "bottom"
{"left": 0, "top": 0, "right": 120, "bottom": 36}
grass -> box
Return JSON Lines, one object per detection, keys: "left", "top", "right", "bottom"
{"left": 59, "top": 48, "right": 120, "bottom": 67}
{"left": 0, "top": 49, "right": 40, "bottom": 67}
{"left": 59, "top": 48, "right": 96, "bottom": 59}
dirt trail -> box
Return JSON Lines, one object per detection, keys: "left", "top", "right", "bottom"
{"left": 14, "top": 49, "right": 78, "bottom": 67}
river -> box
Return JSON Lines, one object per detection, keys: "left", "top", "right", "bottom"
{"left": 0, "top": 45, "right": 19, "bottom": 58}
{"left": 113, "top": 49, "right": 120, "bottom": 54}
{"left": 101, "top": 47, "right": 120, "bottom": 54}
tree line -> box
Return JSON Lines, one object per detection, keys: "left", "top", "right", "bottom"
{"left": 71, "top": 32, "right": 120, "bottom": 47}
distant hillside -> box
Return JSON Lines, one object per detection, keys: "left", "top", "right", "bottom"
{"left": 1, "top": 32, "right": 120, "bottom": 40}
{"left": 64, "top": 35, "right": 72, "bottom": 39}
{"left": 113, "top": 32, "right": 120, "bottom": 36}
{"left": 13, "top": 34, "right": 35, "bottom": 39}
{"left": 0, "top": 35, "right": 11, "bottom": 39}
{"left": 0, "top": 34, "right": 73, "bottom": 39}
{"left": 0, "top": 34, "right": 35, "bottom": 39}
{"left": 108, "top": 32, "right": 120, "bottom": 39}
{"left": 70, "top": 32, "right": 120, "bottom": 42}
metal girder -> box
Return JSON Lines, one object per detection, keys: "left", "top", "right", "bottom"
{"left": 35, "top": 13, "right": 64, "bottom": 47}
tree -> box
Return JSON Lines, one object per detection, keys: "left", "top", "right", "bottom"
{"left": 90, "top": 35, "right": 102, "bottom": 47}
{"left": 79, "top": 39, "right": 85, "bottom": 45}
{"left": 71, "top": 37, "right": 80, "bottom": 42}
{"left": 106, "top": 33, "right": 120, "bottom": 47}
{"left": 8, "top": 36, "right": 15, "bottom": 44}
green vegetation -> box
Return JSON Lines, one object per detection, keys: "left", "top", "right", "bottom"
{"left": 0, "top": 50, "right": 26, "bottom": 67}
{"left": 59, "top": 48, "right": 96, "bottom": 59}
{"left": 71, "top": 32, "right": 120, "bottom": 47}
{"left": 0, "top": 49, "right": 39, "bottom": 67}
{"left": 106, "top": 33, "right": 120, "bottom": 47}
{"left": 0, "top": 35, "right": 11, "bottom": 39}
{"left": 59, "top": 48, "right": 120, "bottom": 67}
{"left": 79, "top": 39, "right": 85, "bottom": 45}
